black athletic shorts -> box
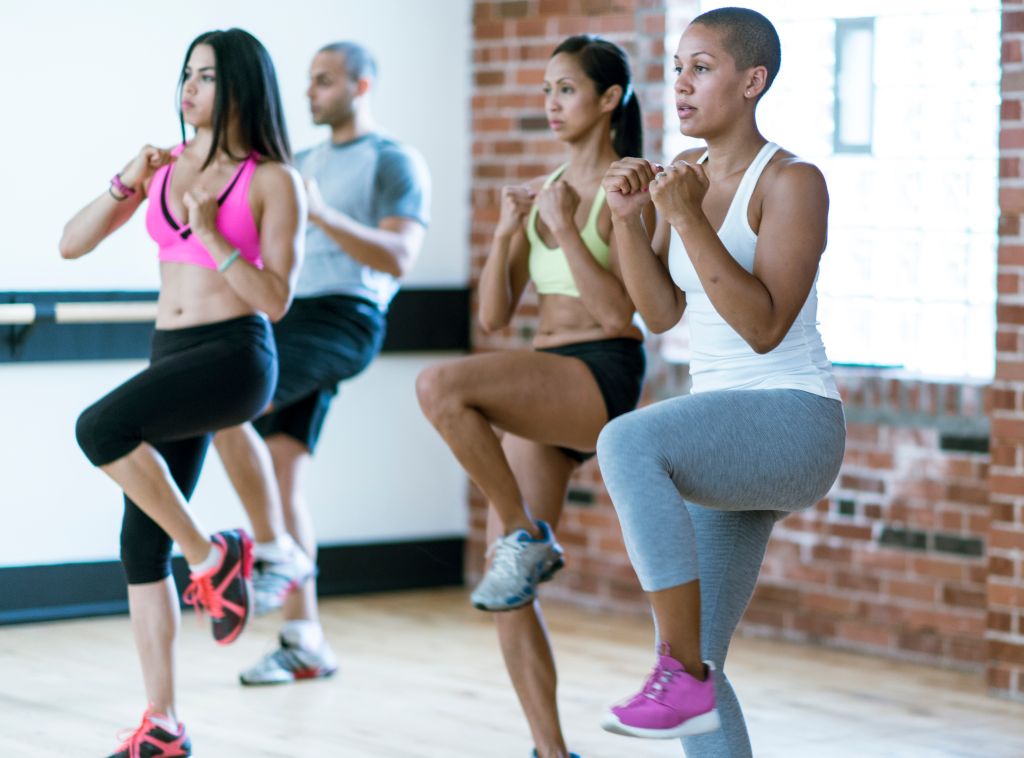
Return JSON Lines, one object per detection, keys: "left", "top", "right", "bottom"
{"left": 253, "top": 294, "right": 386, "bottom": 452}
{"left": 538, "top": 337, "right": 646, "bottom": 463}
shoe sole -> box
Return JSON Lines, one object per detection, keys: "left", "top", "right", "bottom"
{"left": 239, "top": 665, "right": 339, "bottom": 687}
{"left": 600, "top": 708, "right": 721, "bottom": 739}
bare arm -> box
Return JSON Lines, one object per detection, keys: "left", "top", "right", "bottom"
{"left": 603, "top": 157, "right": 686, "bottom": 333}
{"left": 539, "top": 181, "right": 636, "bottom": 335}
{"left": 306, "top": 177, "right": 425, "bottom": 278}
{"left": 655, "top": 157, "right": 827, "bottom": 353}
{"left": 478, "top": 185, "right": 533, "bottom": 333}
{"left": 59, "top": 145, "right": 174, "bottom": 259}
{"left": 185, "top": 162, "right": 305, "bottom": 321}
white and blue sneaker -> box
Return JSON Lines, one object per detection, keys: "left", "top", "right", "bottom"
{"left": 251, "top": 538, "right": 316, "bottom": 616}
{"left": 471, "top": 520, "right": 564, "bottom": 612}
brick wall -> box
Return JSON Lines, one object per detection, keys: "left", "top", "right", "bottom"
{"left": 991, "top": 0, "right": 1024, "bottom": 701}
{"left": 467, "top": 0, "right": 1023, "bottom": 702}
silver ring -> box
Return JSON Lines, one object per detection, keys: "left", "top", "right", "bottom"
{"left": 655, "top": 171, "right": 668, "bottom": 179}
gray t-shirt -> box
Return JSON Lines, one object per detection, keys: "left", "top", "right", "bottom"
{"left": 294, "top": 133, "right": 431, "bottom": 309}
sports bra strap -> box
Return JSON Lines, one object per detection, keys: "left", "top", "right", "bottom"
{"left": 543, "top": 163, "right": 569, "bottom": 187}
{"left": 584, "top": 184, "right": 607, "bottom": 233}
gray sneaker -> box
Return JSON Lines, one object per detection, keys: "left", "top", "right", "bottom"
{"left": 471, "top": 520, "right": 564, "bottom": 612}
{"left": 252, "top": 544, "right": 315, "bottom": 616}
{"left": 238, "top": 635, "right": 339, "bottom": 686}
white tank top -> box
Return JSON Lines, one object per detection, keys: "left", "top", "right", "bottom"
{"left": 667, "top": 142, "right": 840, "bottom": 400}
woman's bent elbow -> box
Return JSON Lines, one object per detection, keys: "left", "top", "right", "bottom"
{"left": 58, "top": 233, "right": 86, "bottom": 259}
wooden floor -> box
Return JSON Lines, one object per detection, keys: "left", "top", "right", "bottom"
{"left": 1, "top": 588, "right": 1022, "bottom": 757}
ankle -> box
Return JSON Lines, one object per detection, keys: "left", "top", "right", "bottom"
{"left": 281, "top": 619, "right": 324, "bottom": 650}
{"left": 254, "top": 534, "right": 297, "bottom": 561}
{"left": 187, "top": 541, "right": 222, "bottom": 576}
{"left": 687, "top": 661, "right": 709, "bottom": 682}
{"left": 147, "top": 708, "right": 179, "bottom": 732}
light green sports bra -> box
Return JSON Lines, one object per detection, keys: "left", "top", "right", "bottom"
{"left": 526, "top": 163, "right": 610, "bottom": 297}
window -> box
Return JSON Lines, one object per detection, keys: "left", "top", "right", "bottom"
{"left": 834, "top": 18, "right": 874, "bottom": 153}
{"left": 663, "top": 0, "right": 1000, "bottom": 380}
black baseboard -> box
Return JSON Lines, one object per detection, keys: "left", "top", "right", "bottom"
{"left": 0, "top": 537, "right": 464, "bottom": 626}
{"left": 0, "top": 287, "right": 470, "bottom": 362}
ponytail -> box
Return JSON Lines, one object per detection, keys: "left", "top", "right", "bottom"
{"left": 612, "top": 89, "right": 643, "bottom": 158}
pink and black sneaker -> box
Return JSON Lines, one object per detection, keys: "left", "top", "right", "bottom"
{"left": 107, "top": 708, "right": 191, "bottom": 758}
{"left": 601, "top": 643, "right": 721, "bottom": 739}
{"left": 182, "top": 529, "right": 254, "bottom": 645}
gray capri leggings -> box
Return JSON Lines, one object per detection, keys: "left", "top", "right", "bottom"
{"left": 596, "top": 388, "right": 846, "bottom": 758}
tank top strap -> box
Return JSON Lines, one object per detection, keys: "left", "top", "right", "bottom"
{"left": 731, "top": 141, "right": 780, "bottom": 211}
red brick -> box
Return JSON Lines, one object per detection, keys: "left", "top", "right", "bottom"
{"left": 989, "top": 580, "right": 1024, "bottom": 607}
{"left": 990, "top": 640, "right": 1024, "bottom": 666}
{"left": 803, "top": 592, "right": 856, "bottom": 615}
{"left": 990, "top": 555, "right": 1017, "bottom": 578}
{"left": 838, "top": 620, "right": 892, "bottom": 648}
{"left": 991, "top": 526, "right": 1024, "bottom": 550}
{"left": 1005, "top": 11, "right": 1024, "bottom": 35}
{"left": 539, "top": 0, "right": 573, "bottom": 13}
{"left": 989, "top": 610, "right": 1015, "bottom": 633}
{"left": 987, "top": 665, "right": 1014, "bottom": 690}
{"left": 888, "top": 578, "right": 936, "bottom": 603}
{"left": 474, "top": 19, "right": 507, "bottom": 39}
{"left": 912, "top": 557, "right": 965, "bottom": 582}
{"left": 992, "top": 414, "right": 1024, "bottom": 440}
{"left": 942, "top": 585, "right": 987, "bottom": 610}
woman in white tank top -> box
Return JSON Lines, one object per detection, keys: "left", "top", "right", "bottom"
{"left": 594, "top": 8, "right": 846, "bottom": 757}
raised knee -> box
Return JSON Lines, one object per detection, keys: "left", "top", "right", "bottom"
{"left": 596, "top": 412, "right": 637, "bottom": 463}
{"left": 415, "top": 362, "right": 461, "bottom": 425}
{"left": 75, "top": 404, "right": 107, "bottom": 466}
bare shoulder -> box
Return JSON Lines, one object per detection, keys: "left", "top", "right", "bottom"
{"left": 763, "top": 149, "right": 827, "bottom": 197}
{"left": 252, "top": 160, "right": 303, "bottom": 198}
{"left": 675, "top": 147, "right": 706, "bottom": 165}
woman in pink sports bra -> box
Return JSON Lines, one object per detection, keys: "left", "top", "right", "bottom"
{"left": 59, "top": 28, "right": 304, "bottom": 758}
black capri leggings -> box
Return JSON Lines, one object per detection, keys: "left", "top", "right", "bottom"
{"left": 75, "top": 315, "right": 277, "bottom": 584}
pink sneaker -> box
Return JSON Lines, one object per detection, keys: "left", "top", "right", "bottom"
{"left": 601, "top": 644, "right": 721, "bottom": 739}
{"left": 182, "top": 529, "right": 254, "bottom": 645}
{"left": 107, "top": 707, "right": 191, "bottom": 757}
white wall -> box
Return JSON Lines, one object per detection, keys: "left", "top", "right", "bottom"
{"left": 1, "top": 0, "right": 469, "bottom": 289}
{"left": 0, "top": 358, "right": 467, "bottom": 568}
{"left": 0, "top": 0, "right": 471, "bottom": 568}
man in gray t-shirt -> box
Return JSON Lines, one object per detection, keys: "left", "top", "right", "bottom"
{"left": 214, "top": 41, "right": 430, "bottom": 685}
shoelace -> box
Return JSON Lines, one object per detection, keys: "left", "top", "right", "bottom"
{"left": 485, "top": 535, "right": 528, "bottom": 580}
{"left": 182, "top": 573, "right": 225, "bottom": 620}
{"left": 641, "top": 663, "right": 675, "bottom": 702}
{"left": 115, "top": 709, "right": 172, "bottom": 758}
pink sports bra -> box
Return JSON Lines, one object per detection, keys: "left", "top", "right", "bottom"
{"left": 146, "top": 143, "right": 264, "bottom": 270}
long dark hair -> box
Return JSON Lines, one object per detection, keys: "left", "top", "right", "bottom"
{"left": 178, "top": 28, "right": 291, "bottom": 168}
{"left": 551, "top": 35, "right": 643, "bottom": 158}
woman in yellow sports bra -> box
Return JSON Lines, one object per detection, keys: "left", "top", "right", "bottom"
{"left": 417, "top": 34, "right": 648, "bottom": 758}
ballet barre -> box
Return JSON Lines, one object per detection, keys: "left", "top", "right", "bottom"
{"left": 0, "top": 300, "right": 158, "bottom": 357}
{"left": 0, "top": 300, "right": 158, "bottom": 326}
